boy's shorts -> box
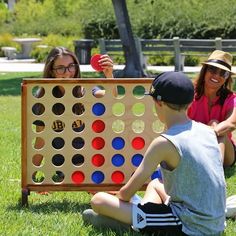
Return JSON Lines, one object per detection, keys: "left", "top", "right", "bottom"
{"left": 132, "top": 202, "right": 187, "bottom": 235}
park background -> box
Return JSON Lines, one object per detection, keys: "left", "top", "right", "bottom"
{"left": 0, "top": 0, "right": 236, "bottom": 235}
{"left": 1, "top": 0, "right": 236, "bottom": 65}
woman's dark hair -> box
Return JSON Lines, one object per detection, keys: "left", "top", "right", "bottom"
{"left": 194, "top": 64, "right": 233, "bottom": 106}
{"left": 43, "top": 46, "right": 81, "bottom": 78}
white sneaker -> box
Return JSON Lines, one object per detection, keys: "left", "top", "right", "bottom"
{"left": 82, "top": 209, "right": 130, "bottom": 230}
{"left": 226, "top": 195, "right": 236, "bottom": 218}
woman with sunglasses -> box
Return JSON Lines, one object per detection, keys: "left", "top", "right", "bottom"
{"left": 188, "top": 50, "right": 236, "bottom": 167}
{"left": 33, "top": 47, "right": 114, "bottom": 185}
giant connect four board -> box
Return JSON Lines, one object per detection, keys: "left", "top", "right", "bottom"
{"left": 21, "top": 78, "right": 164, "bottom": 205}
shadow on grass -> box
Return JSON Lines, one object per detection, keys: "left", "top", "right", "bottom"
{"left": 0, "top": 71, "right": 105, "bottom": 96}
{"left": 224, "top": 164, "right": 236, "bottom": 179}
{"left": 8, "top": 200, "right": 140, "bottom": 235}
{"left": 8, "top": 199, "right": 91, "bottom": 214}
{"left": 0, "top": 73, "right": 41, "bottom": 96}
{"left": 0, "top": 77, "right": 24, "bottom": 96}
{"left": 8, "top": 199, "right": 140, "bottom": 235}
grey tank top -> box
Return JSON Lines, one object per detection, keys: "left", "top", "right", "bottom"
{"left": 161, "top": 120, "right": 226, "bottom": 235}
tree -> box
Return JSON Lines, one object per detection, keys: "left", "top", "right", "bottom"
{"left": 112, "top": 0, "right": 147, "bottom": 77}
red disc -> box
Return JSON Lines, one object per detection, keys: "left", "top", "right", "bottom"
{"left": 111, "top": 171, "right": 124, "bottom": 184}
{"left": 132, "top": 137, "right": 145, "bottom": 150}
{"left": 92, "top": 137, "right": 105, "bottom": 150}
{"left": 90, "top": 54, "right": 103, "bottom": 71}
{"left": 92, "top": 120, "right": 105, "bottom": 133}
{"left": 71, "top": 171, "right": 85, "bottom": 184}
{"left": 92, "top": 154, "right": 105, "bottom": 167}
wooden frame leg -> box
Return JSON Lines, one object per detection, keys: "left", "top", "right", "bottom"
{"left": 21, "top": 188, "right": 30, "bottom": 207}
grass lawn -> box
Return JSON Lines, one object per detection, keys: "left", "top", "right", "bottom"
{"left": 0, "top": 72, "right": 235, "bottom": 235}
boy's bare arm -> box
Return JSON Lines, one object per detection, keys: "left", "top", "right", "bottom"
{"left": 117, "top": 136, "right": 179, "bottom": 201}
{"left": 213, "top": 107, "right": 236, "bottom": 136}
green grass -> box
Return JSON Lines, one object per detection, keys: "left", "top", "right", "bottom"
{"left": 0, "top": 72, "right": 236, "bottom": 235}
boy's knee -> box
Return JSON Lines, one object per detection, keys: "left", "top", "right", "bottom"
{"left": 91, "top": 192, "right": 107, "bottom": 212}
{"left": 149, "top": 178, "right": 162, "bottom": 188}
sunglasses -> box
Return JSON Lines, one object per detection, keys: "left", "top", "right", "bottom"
{"left": 53, "top": 63, "right": 78, "bottom": 75}
{"left": 207, "top": 65, "right": 230, "bottom": 79}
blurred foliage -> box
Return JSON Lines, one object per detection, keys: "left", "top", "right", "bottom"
{"left": 0, "top": 0, "right": 8, "bottom": 26}
{"left": 1, "top": 0, "right": 236, "bottom": 39}
{"left": 30, "top": 34, "right": 76, "bottom": 62}
{"left": 1, "top": 0, "right": 236, "bottom": 64}
{"left": 0, "top": 32, "right": 14, "bottom": 47}
{"left": 0, "top": 33, "right": 17, "bottom": 56}
{"left": 130, "top": 0, "right": 236, "bottom": 39}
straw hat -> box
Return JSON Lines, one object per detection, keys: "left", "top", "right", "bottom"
{"left": 202, "top": 50, "right": 234, "bottom": 73}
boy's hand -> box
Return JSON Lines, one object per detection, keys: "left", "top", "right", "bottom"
{"left": 208, "top": 119, "right": 219, "bottom": 127}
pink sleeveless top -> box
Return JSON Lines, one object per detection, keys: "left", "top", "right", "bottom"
{"left": 188, "top": 93, "right": 236, "bottom": 144}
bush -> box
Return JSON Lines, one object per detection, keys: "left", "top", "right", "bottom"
{"left": 184, "top": 55, "right": 200, "bottom": 66}
{"left": 148, "top": 55, "right": 173, "bottom": 66}
{"left": 30, "top": 34, "right": 77, "bottom": 62}
{"left": 6, "top": 0, "right": 83, "bottom": 37}
{"left": 0, "top": 33, "right": 16, "bottom": 56}
{"left": 2, "top": 0, "right": 236, "bottom": 66}
{"left": 0, "top": 32, "right": 14, "bottom": 47}
{"left": 131, "top": 0, "right": 236, "bottom": 39}
{"left": 30, "top": 46, "right": 51, "bottom": 63}
{"left": 0, "top": 1, "right": 8, "bottom": 26}
{"left": 1, "top": 0, "right": 236, "bottom": 40}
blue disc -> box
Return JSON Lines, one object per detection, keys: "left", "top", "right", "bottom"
{"left": 111, "top": 154, "right": 125, "bottom": 167}
{"left": 91, "top": 171, "right": 105, "bottom": 184}
{"left": 131, "top": 154, "right": 143, "bottom": 167}
{"left": 92, "top": 103, "right": 105, "bottom": 116}
{"left": 151, "top": 169, "right": 162, "bottom": 180}
{"left": 112, "top": 137, "right": 125, "bottom": 150}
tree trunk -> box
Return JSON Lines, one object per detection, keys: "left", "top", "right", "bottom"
{"left": 112, "top": 0, "right": 147, "bottom": 77}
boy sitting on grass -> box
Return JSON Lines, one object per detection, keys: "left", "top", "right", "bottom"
{"left": 83, "top": 71, "right": 226, "bottom": 235}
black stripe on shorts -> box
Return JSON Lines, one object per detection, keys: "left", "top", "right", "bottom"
{"left": 132, "top": 202, "right": 185, "bottom": 235}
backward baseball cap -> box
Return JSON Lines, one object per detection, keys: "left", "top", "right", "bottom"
{"left": 146, "top": 71, "right": 194, "bottom": 105}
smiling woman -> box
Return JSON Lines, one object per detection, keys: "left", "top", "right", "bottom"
{"left": 188, "top": 50, "right": 236, "bottom": 168}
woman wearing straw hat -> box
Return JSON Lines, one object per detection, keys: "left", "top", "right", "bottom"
{"left": 188, "top": 50, "right": 236, "bottom": 167}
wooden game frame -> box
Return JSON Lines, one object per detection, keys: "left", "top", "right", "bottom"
{"left": 21, "top": 78, "right": 162, "bottom": 206}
